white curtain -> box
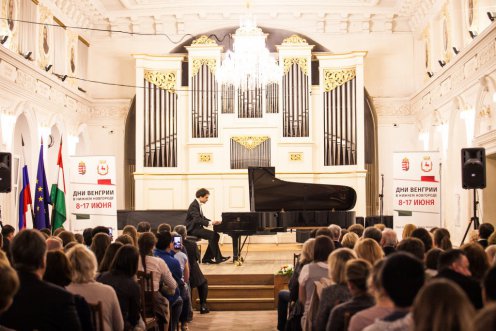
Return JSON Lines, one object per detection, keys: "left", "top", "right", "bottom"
{"left": 77, "top": 38, "right": 88, "bottom": 90}
{"left": 18, "top": 0, "right": 37, "bottom": 58}
{"left": 52, "top": 22, "right": 66, "bottom": 75}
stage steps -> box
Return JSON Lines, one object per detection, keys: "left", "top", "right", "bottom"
{"left": 192, "top": 274, "right": 279, "bottom": 311}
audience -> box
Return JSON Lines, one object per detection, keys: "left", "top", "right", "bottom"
{"left": 99, "top": 242, "right": 124, "bottom": 274}
{"left": 122, "top": 225, "right": 138, "bottom": 247}
{"left": 373, "top": 224, "right": 385, "bottom": 232}
{"left": 158, "top": 223, "right": 172, "bottom": 233}
{"left": 83, "top": 228, "right": 93, "bottom": 247}
{"left": 91, "top": 226, "right": 111, "bottom": 238}
{"left": 412, "top": 279, "right": 475, "bottom": 331}
{"left": 436, "top": 249, "right": 483, "bottom": 309}
{"left": 91, "top": 233, "right": 112, "bottom": 267}
{"left": 0, "top": 263, "right": 19, "bottom": 315}
{"left": 425, "top": 248, "right": 442, "bottom": 277}
{"left": 474, "top": 304, "right": 496, "bottom": 331}
{"left": 341, "top": 232, "right": 359, "bottom": 250}
{"left": 461, "top": 242, "right": 490, "bottom": 282}
{"left": 171, "top": 231, "right": 191, "bottom": 331}
{"left": 482, "top": 265, "right": 496, "bottom": 304}
{"left": 348, "top": 224, "right": 364, "bottom": 238}
{"left": 410, "top": 228, "right": 433, "bottom": 252}
{"left": 485, "top": 245, "right": 496, "bottom": 265}
{"left": 0, "top": 229, "right": 82, "bottom": 330}
{"left": 488, "top": 231, "right": 496, "bottom": 246}
{"left": 58, "top": 231, "right": 77, "bottom": 247}
{"left": 478, "top": 223, "right": 494, "bottom": 249}
{"left": 433, "top": 228, "right": 452, "bottom": 250}
{"left": 98, "top": 245, "right": 142, "bottom": 331}
{"left": 1, "top": 224, "right": 14, "bottom": 261}
{"left": 401, "top": 224, "right": 416, "bottom": 239}
{"left": 315, "top": 248, "right": 356, "bottom": 331}
{"left": 326, "top": 259, "right": 374, "bottom": 331}
{"left": 328, "top": 225, "right": 342, "bottom": 248}
{"left": 354, "top": 238, "right": 384, "bottom": 265}
{"left": 363, "top": 227, "right": 382, "bottom": 244}
{"left": 67, "top": 244, "right": 124, "bottom": 331}
{"left": 137, "top": 221, "right": 152, "bottom": 233}
{"left": 75, "top": 233, "right": 84, "bottom": 244}
{"left": 115, "top": 234, "right": 134, "bottom": 246}
{"left": 380, "top": 229, "right": 397, "bottom": 256}
{"left": 397, "top": 237, "right": 425, "bottom": 260}
{"left": 46, "top": 236, "right": 64, "bottom": 251}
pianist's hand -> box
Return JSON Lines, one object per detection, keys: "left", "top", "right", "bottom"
{"left": 212, "top": 220, "right": 221, "bottom": 225}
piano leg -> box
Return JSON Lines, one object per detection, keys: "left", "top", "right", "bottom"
{"left": 230, "top": 233, "right": 242, "bottom": 263}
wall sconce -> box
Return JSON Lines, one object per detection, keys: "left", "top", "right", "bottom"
{"left": 488, "top": 12, "right": 496, "bottom": 22}
{"left": 55, "top": 73, "right": 68, "bottom": 82}
{"left": 0, "top": 112, "right": 16, "bottom": 147}
{"left": 427, "top": 71, "right": 434, "bottom": 78}
{"left": 77, "top": 87, "right": 87, "bottom": 93}
{"left": 0, "top": 36, "right": 8, "bottom": 44}
{"left": 22, "top": 51, "right": 32, "bottom": 60}
{"left": 469, "top": 30, "right": 478, "bottom": 39}
{"left": 438, "top": 60, "right": 446, "bottom": 67}
{"left": 44, "top": 64, "right": 52, "bottom": 72}
{"left": 452, "top": 47, "right": 460, "bottom": 54}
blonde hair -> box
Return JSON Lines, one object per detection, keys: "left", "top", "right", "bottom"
{"left": 66, "top": 244, "right": 98, "bottom": 284}
{"left": 328, "top": 248, "right": 357, "bottom": 284}
{"left": 402, "top": 224, "right": 417, "bottom": 239}
{"left": 488, "top": 232, "right": 496, "bottom": 246}
{"left": 341, "top": 232, "right": 359, "bottom": 249}
{"left": 299, "top": 238, "right": 316, "bottom": 264}
{"left": 374, "top": 224, "right": 385, "bottom": 232}
{"left": 354, "top": 238, "right": 384, "bottom": 265}
{"left": 123, "top": 225, "right": 138, "bottom": 247}
{"left": 412, "top": 279, "right": 475, "bottom": 331}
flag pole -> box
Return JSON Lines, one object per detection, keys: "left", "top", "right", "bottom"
{"left": 21, "top": 135, "right": 35, "bottom": 222}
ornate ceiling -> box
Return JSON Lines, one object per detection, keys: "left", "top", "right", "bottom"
{"left": 44, "top": 0, "right": 435, "bottom": 37}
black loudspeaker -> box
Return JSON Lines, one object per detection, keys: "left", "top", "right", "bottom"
{"left": 0, "top": 152, "right": 12, "bottom": 193}
{"left": 461, "top": 148, "right": 486, "bottom": 189}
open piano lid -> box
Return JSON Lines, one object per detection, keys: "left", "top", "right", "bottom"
{"left": 248, "top": 167, "right": 357, "bottom": 212}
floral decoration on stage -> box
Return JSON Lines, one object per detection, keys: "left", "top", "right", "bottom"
{"left": 276, "top": 265, "right": 293, "bottom": 276}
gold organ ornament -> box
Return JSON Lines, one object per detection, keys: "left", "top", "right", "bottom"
{"left": 232, "top": 136, "right": 270, "bottom": 150}
{"left": 191, "top": 58, "right": 217, "bottom": 77}
{"left": 283, "top": 58, "right": 308, "bottom": 75}
{"left": 144, "top": 70, "right": 176, "bottom": 92}
{"left": 191, "top": 35, "right": 217, "bottom": 46}
{"left": 323, "top": 68, "right": 356, "bottom": 92}
{"left": 282, "top": 35, "right": 308, "bottom": 45}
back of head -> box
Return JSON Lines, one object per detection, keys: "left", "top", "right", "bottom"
{"left": 397, "top": 237, "right": 425, "bottom": 261}
{"left": 39, "top": 228, "right": 51, "bottom": 238}
{"left": 155, "top": 231, "right": 172, "bottom": 250}
{"left": 438, "top": 249, "right": 465, "bottom": 271}
{"left": 52, "top": 227, "right": 65, "bottom": 236}
{"left": 1, "top": 224, "right": 15, "bottom": 238}
{"left": 348, "top": 224, "right": 364, "bottom": 237}
{"left": 98, "top": 242, "right": 124, "bottom": 273}
{"left": 44, "top": 250, "right": 73, "bottom": 287}
{"left": 341, "top": 232, "right": 359, "bottom": 249}
{"left": 11, "top": 229, "right": 46, "bottom": 272}
{"left": 174, "top": 225, "right": 187, "bottom": 239}
{"left": 479, "top": 223, "right": 495, "bottom": 240}
{"left": 328, "top": 224, "right": 341, "bottom": 241}
{"left": 57, "top": 231, "right": 76, "bottom": 247}
{"left": 363, "top": 227, "right": 382, "bottom": 244}
{"left": 74, "top": 233, "right": 84, "bottom": 244}
{"left": 313, "top": 235, "right": 335, "bottom": 262}
{"left": 138, "top": 232, "right": 157, "bottom": 256}
{"left": 46, "top": 236, "right": 63, "bottom": 252}
{"left": 382, "top": 252, "right": 425, "bottom": 308}
{"left": 345, "top": 258, "right": 372, "bottom": 292}
{"left": 433, "top": 228, "right": 452, "bottom": 250}
{"left": 122, "top": 225, "right": 138, "bottom": 246}
{"left": 300, "top": 238, "right": 316, "bottom": 264}
{"left": 461, "top": 242, "right": 489, "bottom": 281}
{"left": 413, "top": 279, "right": 475, "bottom": 331}
{"left": 411, "top": 228, "right": 433, "bottom": 252}
{"left": 483, "top": 265, "right": 496, "bottom": 303}
{"left": 402, "top": 223, "right": 417, "bottom": 239}
{"left": 110, "top": 245, "right": 139, "bottom": 277}
{"left": 82, "top": 228, "right": 93, "bottom": 246}
{"left": 374, "top": 224, "right": 385, "bottom": 232}
{"left": 157, "top": 223, "right": 172, "bottom": 233}
{"left": 91, "top": 226, "right": 110, "bottom": 238}
{"left": 66, "top": 244, "right": 97, "bottom": 283}
{"left": 137, "top": 221, "right": 151, "bottom": 233}
{"left": 474, "top": 304, "right": 496, "bottom": 331}
{"left": 90, "top": 233, "right": 111, "bottom": 265}
{"left": 381, "top": 229, "right": 398, "bottom": 247}
{"left": 354, "top": 238, "right": 384, "bottom": 265}
{"left": 315, "top": 227, "right": 333, "bottom": 239}
{"left": 0, "top": 264, "right": 19, "bottom": 314}
{"left": 115, "top": 234, "right": 134, "bottom": 246}
{"left": 328, "top": 248, "right": 357, "bottom": 285}
{"left": 425, "top": 248, "right": 442, "bottom": 270}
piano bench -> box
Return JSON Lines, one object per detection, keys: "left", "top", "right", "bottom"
{"left": 186, "top": 236, "right": 202, "bottom": 259}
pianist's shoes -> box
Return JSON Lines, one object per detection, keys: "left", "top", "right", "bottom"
{"left": 217, "top": 256, "right": 231, "bottom": 263}
{"left": 201, "top": 259, "right": 217, "bottom": 264}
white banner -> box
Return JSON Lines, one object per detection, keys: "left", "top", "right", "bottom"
{"left": 69, "top": 156, "right": 117, "bottom": 233}
{"left": 393, "top": 151, "right": 441, "bottom": 238}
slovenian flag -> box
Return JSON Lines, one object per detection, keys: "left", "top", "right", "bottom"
{"left": 18, "top": 165, "right": 32, "bottom": 230}
{"left": 50, "top": 139, "right": 66, "bottom": 231}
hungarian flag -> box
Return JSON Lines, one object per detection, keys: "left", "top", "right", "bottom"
{"left": 33, "top": 140, "right": 51, "bottom": 229}
{"left": 50, "top": 139, "right": 66, "bottom": 231}
{"left": 18, "top": 165, "right": 32, "bottom": 230}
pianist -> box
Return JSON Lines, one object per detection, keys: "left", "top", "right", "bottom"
{"left": 185, "top": 188, "right": 230, "bottom": 264}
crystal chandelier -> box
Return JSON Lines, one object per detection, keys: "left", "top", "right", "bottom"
{"left": 216, "top": 15, "right": 282, "bottom": 90}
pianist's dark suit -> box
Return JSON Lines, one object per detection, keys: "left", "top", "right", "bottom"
{"left": 185, "top": 199, "right": 222, "bottom": 262}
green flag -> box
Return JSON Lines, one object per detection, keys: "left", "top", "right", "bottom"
{"left": 50, "top": 139, "right": 66, "bottom": 230}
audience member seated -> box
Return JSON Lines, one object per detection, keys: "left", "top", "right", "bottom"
{"left": 137, "top": 221, "right": 152, "bottom": 233}
{"left": 91, "top": 233, "right": 111, "bottom": 267}
{"left": 46, "top": 236, "right": 64, "bottom": 251}
{"left": 67, "top": 244, "right": 124, "bottom": 331}
{"left": 478, "top": 223, "right": 494, "bottom": 249}
{"left": 278, "top": 238, "right": 315, "bottom": 331}
{"left": 0, "top": 263, "right": 19, "bottom": 315}
{"left": 174, "top": 225, "right": 210, "bottom": 317}
{"left": 300, "top": 236, "right": 335, "bottom": 328}
{"left": 338, "top": 229, "right": 348, "bottom": 242}
{"left": 316, "top": 228, "right": 334, "bottom": 239}
{"left": 410, "top": 228, "right": 433, "bottom": 252}
{"left": 91, "top": 226, "right": 111, "bottom": 238}
{"left": 348, "top": 224, "right": 364, "bottom": 238}
{"left": 138, "top": 232, "right": 177, "bottom": 329}
{"left": 122, "top": 225, "right": 138, "bottom": 247}
{"left": 485, "top": 245, "right": 496, "bottom": 265}
{"left": 433, "top": 228, "right": 452, "bottom": 250}
{"left": 482, "top": 265, "right": 496, "bottom": 304}
{"left": 64, "top": 241, "right": 79, "bottom": 253}
{"left": 43, "top": 250, "right": 93, "bottom": 331}
{"left": 328, "top": 225, "right": 342, "bottom": 248}
{"left": 341, "top": 232, "right": 359, "bottom": 250}
{"left": 348, "top": 260, "right": 394, "bottom": 331}
{"left": 171, "top": 231, "right": 191, "bottom": 331}
{"left": 39, "top": 228, "right": 51, "bottom": 238}
{"left": 373, "top": 224, "right": 385, "bottom": 232}
{"left": 115, "top": 234, "right": 134, "bottom": 246}
{"left": 314, "top": 248, "right": 356, "bottom": 331}
{"left": 83, "top": 228, "right": 93, "bottom": 247}
{"left": 326, "top": 259, "right": 374, "bottom": 331}
{"left": 75, "top": 233, "right": 84, "bottom": 244}
{"left": 364, "top": 252, "right": 425, "bottom": 331}
{"left": 396, "top": 238, "right": 425, "bottom": 261}
{"left": 363, "top": 227, "right": 382, "bottom": 244}
{"left": 424, "top": 248, "right": 442, "bottom": 278}
{"left": 98, "top": 245, "right": 143, "bottom": 331}
{"left": 58, "top": 230, "right": 77, "bottom": 247}
{"left": 380, "top": 229, "right": 397, "bottom": 256}
{"left": 488, "top": 231, "right": 496, "bottom": 246}
{"left": 411, "top": 279, "right": 475, "bottom": 331}
{"left": 354, "top": 238, "right": 384, "bottom": 265}
{"left": 461, "top": 242, "right": 490, "bottom": 282}
{"left": 0, "top": 229, "right": 82, "bottom": 330}
{"left": 474, "top": 303, "right": 496, "bottom": 331}
{"left": 99, "top": 242, "right": 124, "bottom": 274}
{"left": 154, "top": 231, "right": 184, "bottom": 331}
{"left": 158, "top": 223, "right": 172, "bottom": 233}
{"left": 1, "top": 225, "right": 14, "bottom": 262}
{"left": 401, "top": 224, "right": 416, "bottom": 239}
{"left": 436, "top": 249, "right": 483, "bottom": 309}
{"left": 53, "top": 227, "right": 65, "bottom": 236}
{"left": 468, "top": 230, "right": 480, "bottom": 244}
{"left": 0, "top": 249, "right": 8, "bottom": 267}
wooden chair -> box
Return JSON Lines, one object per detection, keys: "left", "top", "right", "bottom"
{"left": 137, "top": 271, "right": 159, "bottom": 331}
{"left": 293, "top": 253, "right": 301, "bottom": 267}
{"left": 88, "top": 301, "right": 104, "bottom": 331}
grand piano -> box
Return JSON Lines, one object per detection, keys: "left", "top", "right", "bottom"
{"left": 214, "top": 167, "right": 357, "bottom": 263}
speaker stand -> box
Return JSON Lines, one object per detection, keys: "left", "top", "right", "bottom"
{"left": 460, "top": 189, "right": 480, "bottom": 245}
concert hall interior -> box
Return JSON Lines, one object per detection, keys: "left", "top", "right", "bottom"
{"left": 1, "top": 0, "right": 496, "bottom": 330}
